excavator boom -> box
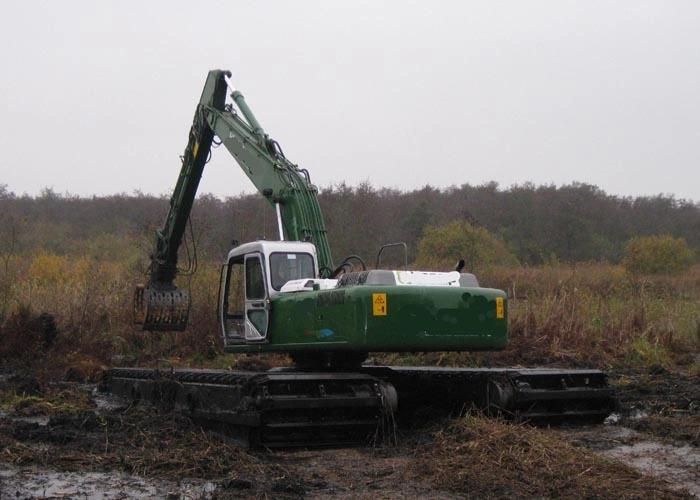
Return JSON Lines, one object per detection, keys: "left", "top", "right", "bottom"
{"left": 135, "top": 70, "right": 333, "bottom": 330}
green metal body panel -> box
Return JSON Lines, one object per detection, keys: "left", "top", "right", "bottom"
{"left": 225, "top": 285, "right": 507, "bottom": 353}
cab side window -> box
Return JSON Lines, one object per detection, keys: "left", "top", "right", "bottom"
{"left": 245, "top": 256, "right": 265, "bottom": 299}
{"left": 225, "top": 259, "right": 244, "bottom": 317}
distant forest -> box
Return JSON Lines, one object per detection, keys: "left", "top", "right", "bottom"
{"left": 0, "top": 182, "right": 698, "bottom": 266}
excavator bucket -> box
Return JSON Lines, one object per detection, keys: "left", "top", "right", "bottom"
{"left": 134, "top": 284, "right": 190, "bottom": 331}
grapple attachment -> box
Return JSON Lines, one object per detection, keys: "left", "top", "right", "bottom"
{"left": 134, "top": 284, "right": 191, "bottom": 331}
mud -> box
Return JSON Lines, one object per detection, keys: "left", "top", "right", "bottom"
{"left": 0, "top": 367, "right": 697, "bottom": 499}
{"left": 611, "top": 367, "right": 699, "bottom": 419}
{"left": 263, "top": 448, "right": 461, "bottom": 499}
{"left": 604, "top": 441, "right": 699, "bottom": 497}
{"left": 558, "top": 367, "right": 700, "bottom": 498}
{"left": 0, "top": 465, "right": 217, "bottom": 499}
{"left": 561, "top": 424, "right": 700, "bottom": 498}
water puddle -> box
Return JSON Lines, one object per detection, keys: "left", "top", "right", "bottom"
{"left": 0, "top": 465, "right": 217, "bottom": 499}
{"left": 0, "top": 410, "right": 49, "bottom": 426}
{"left": 92, "top": 387, "right": 129, "bottom": 413}
{"left": 603, "top": 441, "right": 700, "bottom": 497}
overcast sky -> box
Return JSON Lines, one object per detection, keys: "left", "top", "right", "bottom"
{"left": 1, "top": 1, "right": 698, "bottom": 201}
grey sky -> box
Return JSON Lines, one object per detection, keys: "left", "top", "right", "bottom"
{"left": 1, "top": 1, "right": 699, "bottom": 201}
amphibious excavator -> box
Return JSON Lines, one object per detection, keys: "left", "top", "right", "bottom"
{"left": 106, "top": 70, "right": 616, "bottom": 447}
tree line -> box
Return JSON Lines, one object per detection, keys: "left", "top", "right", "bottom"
{"left": 0, "top": 182, "right": 698, "bottom": 267}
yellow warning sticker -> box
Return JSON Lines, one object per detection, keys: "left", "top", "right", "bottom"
{"left": 496, "top": 297, "right": 505, "bottom": 319}
{"left": 372, "top": 293, "right": 387, "bottom": 316}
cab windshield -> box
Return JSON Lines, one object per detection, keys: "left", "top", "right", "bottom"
{"left": 269, "top": 252, "right": 315, "bottom": 291}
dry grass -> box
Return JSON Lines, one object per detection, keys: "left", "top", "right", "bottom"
{"left": 0, "top": 252, "right": 226, "bottom": 381}
{"left": 491, "top": 263, "right": 700, "bottom": 369}
{"left": 380, "top": 263, "right": 700, "bottom": 370}
{"left": 409, "top": 414, "right": 693, "bottom": 499}
{"left": 1, "top": 253, "right": 698, "bottom": 382}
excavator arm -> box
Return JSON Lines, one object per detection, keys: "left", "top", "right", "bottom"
{"left": 148, "top": 70, "right": 229, "bottom": 286}
{"left": 135, "top": 70, "right": 333, "bottom": 330}
{"left": 208, "top": 77, "right": 332, "bottom": 270}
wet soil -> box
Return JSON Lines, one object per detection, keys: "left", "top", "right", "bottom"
{"left": 0, "top": 465, "right": 217, "bottom": 499}
{"left": 0, "top": 367, "right": 697, "bottom": 499}
{"left": 557, "top": 367, "right": 700, "bottom": 498}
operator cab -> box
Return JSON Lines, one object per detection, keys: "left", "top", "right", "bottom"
{"left": 219, "top": 240, "right": 318, "bottom": 345}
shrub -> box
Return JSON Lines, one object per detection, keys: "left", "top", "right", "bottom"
{"left": 415, "top": 220, "right": 519, "bottom": 273}
{"left": 627, "top": 337, "right": 672, "bottom": 367}
{"left": 28, "top": 252, "right": 70, "bottom": 286}
{"left": 623, "top": 235, "right": 694, "bottom": 275}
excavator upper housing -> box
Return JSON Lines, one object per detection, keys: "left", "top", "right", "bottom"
{"left": 218, "top": 240, "right": 508, "bottom": 354}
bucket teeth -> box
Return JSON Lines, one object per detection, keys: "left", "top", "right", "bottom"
{"left": 134, "top": 284, "right": 191, "bottom": 331}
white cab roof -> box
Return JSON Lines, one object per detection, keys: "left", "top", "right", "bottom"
{"left": 227, "top": 240, "right": 318, "bottom": 261}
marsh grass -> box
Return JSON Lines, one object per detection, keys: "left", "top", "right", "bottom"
{"left": 0, "top": 385, "right": 93, "bottom": 417}
{"left": 381, "top": 263, "right": 700, "bottom": 370}
{"left": 480, "top": 264, "right": 699, "bottom": 367}
{"left": 409, "top": 414, "right": 692, "bottom": 498}
{"left": 0, "top": 252, "right": 698, "bottom": 380}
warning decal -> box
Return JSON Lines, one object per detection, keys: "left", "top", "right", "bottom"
{"left": 372, "top": 293, "right": 387, "bottom": 316}
{"left": 496, "top": 297, "right": 505, "bottom": 319}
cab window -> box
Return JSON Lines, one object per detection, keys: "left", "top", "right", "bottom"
{"left": 269, "top": 253, "right": 315, "bottom": 291}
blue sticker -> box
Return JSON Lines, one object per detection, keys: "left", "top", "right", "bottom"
{"left": 318, "top": 328, "right": 335, "bottom": 339}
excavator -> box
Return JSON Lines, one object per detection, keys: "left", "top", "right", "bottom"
{"left": 106, "top": 70, "right": 616, "bottom": 447}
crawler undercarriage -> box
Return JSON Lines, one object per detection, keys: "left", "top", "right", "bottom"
{"left": 105, "top": 364, "right": 616, "bottom": 448}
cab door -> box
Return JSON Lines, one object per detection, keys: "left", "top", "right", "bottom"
{"left": 219, "top": 255, "right": 245, "bottom": 345}
{"left": 244, "top": 253, "right": 269, "bottom": 341}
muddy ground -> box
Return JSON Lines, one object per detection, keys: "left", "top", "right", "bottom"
{"left": 0, "top": 367, "right": 697, "bottom": 499}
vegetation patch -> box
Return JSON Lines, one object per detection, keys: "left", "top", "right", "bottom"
{"left": 415, "top": 220, "right": 519, "bottom": 272}
{"left": 410, "top": 414, "right": 692, "bottom": 499}
{"left": 0, "top": 384, "right": 93, "bottom": 417}
{"left": 482, "top": 263, "right": 700, "bottom": 369}
{"left": 624, "top": 235, "right": 694, "bottom": 275}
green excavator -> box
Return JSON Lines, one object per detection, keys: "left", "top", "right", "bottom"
{"left": 107, "top": 70, "right": 616, "bottom": 447}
